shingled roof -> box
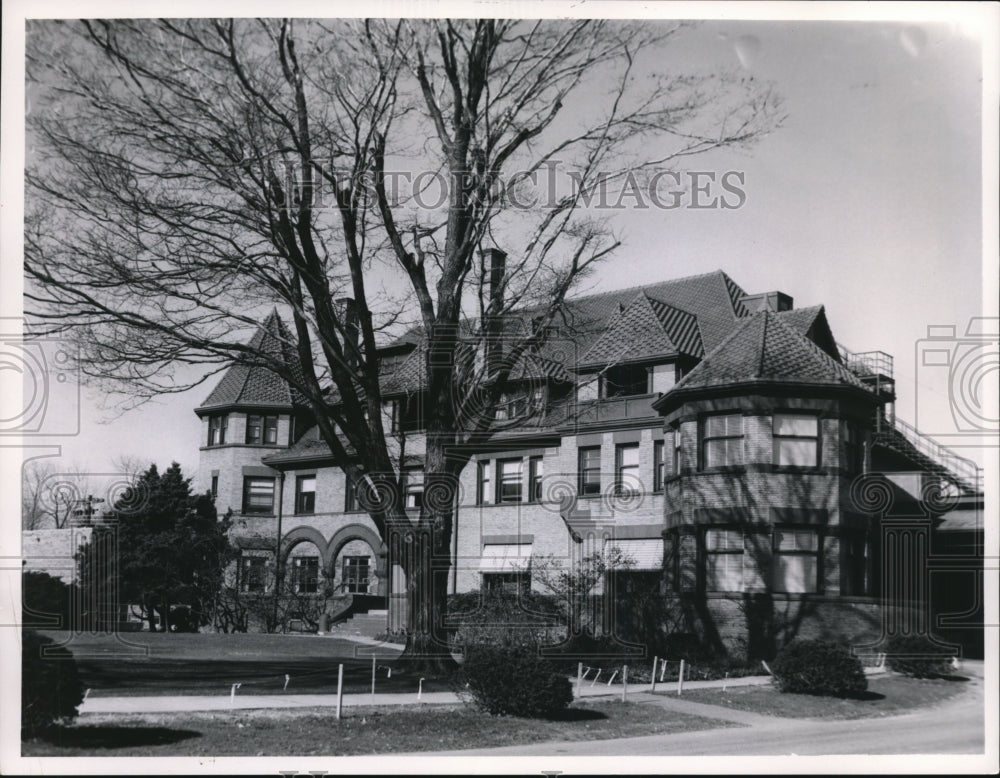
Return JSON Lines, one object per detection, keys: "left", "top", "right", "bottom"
{"left": 377, "top": 270, "right": 747, "bottom": 394}
{"left": 655, "top": 310, "right": 874, "bottom": 408}
{"left": 579, "top": 292, "right": 703, "bottom": 367}
{"left": 196, "top": 312, "right": 308, "bottom": 413}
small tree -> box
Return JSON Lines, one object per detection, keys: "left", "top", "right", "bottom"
{"left": 21, "top": 630, "right": 84, "bottom": 737}
{"left": 76, "top": 462, "right": 235, "bottom": 632}
{"left": 22, "top": 571, "right": 75, "bottom": 631}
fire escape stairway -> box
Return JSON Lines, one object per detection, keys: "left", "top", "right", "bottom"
{"left": 872, "top": 414, "right": 981, "bottom": 497}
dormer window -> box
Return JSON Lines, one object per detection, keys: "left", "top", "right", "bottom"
{"left": 602, "top": 364, "right": 650, "bottom": 398}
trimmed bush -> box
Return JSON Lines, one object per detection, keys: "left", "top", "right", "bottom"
{"left": 886, "top": 635, "right": 954, "bottom": 678}
{"left": 462, "top": 643, "right": 573, "bottom": 718}
{"left": 22, "top": 571, "right": 74, "bottom": 630}
{"left": 21, "top": 630, "right": 84, "bottom": 736}
{"left": 771, "top": 639, "right": 868, "bottom": 698}
{"left": 448, "top": 590, "right": 565, "bottom": 651}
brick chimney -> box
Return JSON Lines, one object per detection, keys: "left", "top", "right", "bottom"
{"left": 739, "top": 290, "right": 793, "bottom": 314}
{"left": 482, "top": 247, "right": 507, "bottom": 379}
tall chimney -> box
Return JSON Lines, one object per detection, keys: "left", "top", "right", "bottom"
{"left": 482, "top": 248, "right": 507, "bottom": 379}
{"left": 337, "top": 297, "right": 360, "bottom": 368}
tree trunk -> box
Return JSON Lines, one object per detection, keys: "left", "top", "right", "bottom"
{"left": 397, "top": 524, "right": 457, "bottom": 671}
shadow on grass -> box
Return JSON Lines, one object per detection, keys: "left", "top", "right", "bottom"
{"left": 30, "top": 725, "right": 201, "bottom": 749}
{"left": 849, "top": 691, "right": 886, "bottom": 702}
{"left": 936, "top": 675, "right": 970, "bottom": 683}
{"left": 546, "top": 707, "right": 609, "bottom": 722}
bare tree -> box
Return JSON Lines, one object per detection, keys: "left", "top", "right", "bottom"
{"left": 21, "top": 460, "right": 94, "bottom": 530}
{"left": 25, "top": 18, "right": 782, "bottom": 665}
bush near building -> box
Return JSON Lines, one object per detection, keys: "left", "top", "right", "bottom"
{"left": 885, "top": 635, "right": 954, "bottom": 678}
{"left": 770, "top": 639, "right": 868, "bottom": 698}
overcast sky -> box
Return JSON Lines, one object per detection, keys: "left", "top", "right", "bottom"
{"left": 4, "top": 6, "right": 996, "bottom": 486}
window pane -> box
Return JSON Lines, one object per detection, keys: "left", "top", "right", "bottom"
{"left": 776, "top": 439, "right": 818, "bottom": 466}
{"left": 775, "top": 530, "right": 818, "bottom": 551}
{"left": 299, "top": 476, "right": 316, "bottom": 492}
{"left": 580, "top": 447, "right": 600, "bottom": 470}
{"left": 706, "top": 529, "right": 742, "bottom": 551}
{"left": 618, "top": 445, "right": 639, "bottom": 467}
{"left": 774, "top": 555, "right": 818, "bottom": 593}
{"left": 706, "top": 553, "right": 743, "bottom": 591}
{"left": 774, "top": 414, "right": 818, "bottom": 437}
{"left": 707, "top": 413, "right": 741, "bottom": 438}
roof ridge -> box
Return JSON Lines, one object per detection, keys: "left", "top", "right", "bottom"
{"left": 565, "top": 268, "right": 731, "bottom": 307}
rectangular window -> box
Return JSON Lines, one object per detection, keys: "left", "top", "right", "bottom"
{"left": 291, "top": 556, "right": 319, "bottom": 594}
{"left": 615, "top": 443, "right": 640, "bottom": 496}
{"left": 845, "top": 422, "right": 864, "bottom": 474}
{"left": 402, "top": 468, "right": 423, "bottom": 509}
{"left": 653, "top": 440, "right": 665, "bottom": 492}
{"left": 295, "top": 475, "right": 316, "bottom": 515}
{"left": 477, "top": 461, "right": 492, "bottom": 506}
{"left": 239, "top": 556, "right": 267, "bottom": 593}
{"left": 702, "top": 413, "right": 743, "bottom": 468}
{"left": 705, "top": 529, "right": 744, "bottom": 591}
{"left": 496, "top": 459, "right": 523, "bottom": 503}
{"left": 482, "top": 572, "right": 530, "bottom": 596}
{"left": 210, "top": 475, "right": 219, "bottom": 500}
{"left": 246, "top": 414, "right": 279, "bottom": 445}
{"left": 342, "top": 556, "right": 370, "bottom": 594}
{"left": 673, "top": 429, "right": 682, "bottom": 475}
{"left": 528, "top": 456, "right": 544, "bottom": 503}
{"left": 578, "top": 446, "right": 601, "bottom": 495}
{"left": 602, "top": 364, "right": 650, "bottom": 398}
{"left": 242, "top": 476, "right": 275, "bottom": 514}
{"left": 842, "top": 531, "right": 870, "bottom": 596}
{"left": 773, "top": 528, "right": 820, "bottom": 593}
{"left": 208, "top": 414, "right": 228, "bottom": 446}
{"left": 773, "top": 414, "right": 820, "bottom": 467}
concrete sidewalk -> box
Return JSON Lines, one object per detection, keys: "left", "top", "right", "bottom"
{"left": 79, "top": 672, "right": 775, "bottom": 715}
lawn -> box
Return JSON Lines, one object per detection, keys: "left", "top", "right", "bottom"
{"left": 675, "top": 675, "right": 970, "bottom": 720}
{"left": 36, "top": 630, "right": 442, "bottom": 697}
{"left": 22, "top": 701, "right": 736, "bottom": 756}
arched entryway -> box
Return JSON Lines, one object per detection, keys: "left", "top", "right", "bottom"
{"left": 327, "top": 524, "right": 388, "bottom": 598}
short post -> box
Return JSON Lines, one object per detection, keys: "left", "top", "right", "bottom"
{"left": 576, "top": 662, "right": 583, "bottom": 698}
{"left": 418, "top": 677, "right": 425, "bottom": 701}
{"left": 371, "top": 654, "right": 377, "bottom": 696}
{"left": 284, "top": 674, "right": 290, "bottom": 691}
{"left": 621, "top": 665, "right": 628, "bottom": 703}
{"left": 335, "top": 664, "right": 344, "bottom": 720}
{"left": 650, "top": 657, "right": 658, "bottom": 693}
{"left": 230, "top": 682, "right": 241, "bottom": 706}
{"left": 677, "top": 659, "right": 685, "bottom": 696}
{"left": 723, "top": 672, "right": 729, "bottom": 692}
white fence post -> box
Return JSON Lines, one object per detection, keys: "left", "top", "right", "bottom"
{"left": 677, "top": 659, "right": 685, "bottom": 696}
{"left": 335, "top": 664, "right": 344, "bottom": 720}
{"left": 650, "top": 657, "right": 658, "bottom": 693}
{"left": 621, "top": 665, "right": 628, "bottom": 703}
{"left": 576, "top": 662, "right": 583, "bottom": 698}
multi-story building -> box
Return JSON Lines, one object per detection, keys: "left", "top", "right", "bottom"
{"left": 193, "top": 268, "right": 983, "bottom": 656}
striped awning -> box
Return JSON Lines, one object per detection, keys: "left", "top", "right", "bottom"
{"left": 604, "top": 538, "right": 663, "bottom": 570}
{"left": 479, "top": 544, "right": 533, "bottom": 573}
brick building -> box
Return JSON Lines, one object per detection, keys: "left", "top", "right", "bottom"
{"left": 193, "top": 269, "right": 983, "bottom": 655}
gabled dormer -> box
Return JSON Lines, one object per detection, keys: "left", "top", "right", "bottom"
{"left": 575, "top": 292, "right": 703, "bottom": 399}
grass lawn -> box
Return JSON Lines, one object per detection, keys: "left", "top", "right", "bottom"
{"left": 675, "top": 674, "right": 970, "bottom": 720}
{"left": 22, "top": 701, "right": 736, "bottom": 756}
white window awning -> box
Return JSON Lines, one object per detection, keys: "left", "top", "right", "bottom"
{"left": 480, "top": 543, "right": 533, "bottom": 573}
{"left": 604, "top": 538, "right": 664, "bottom": 570}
